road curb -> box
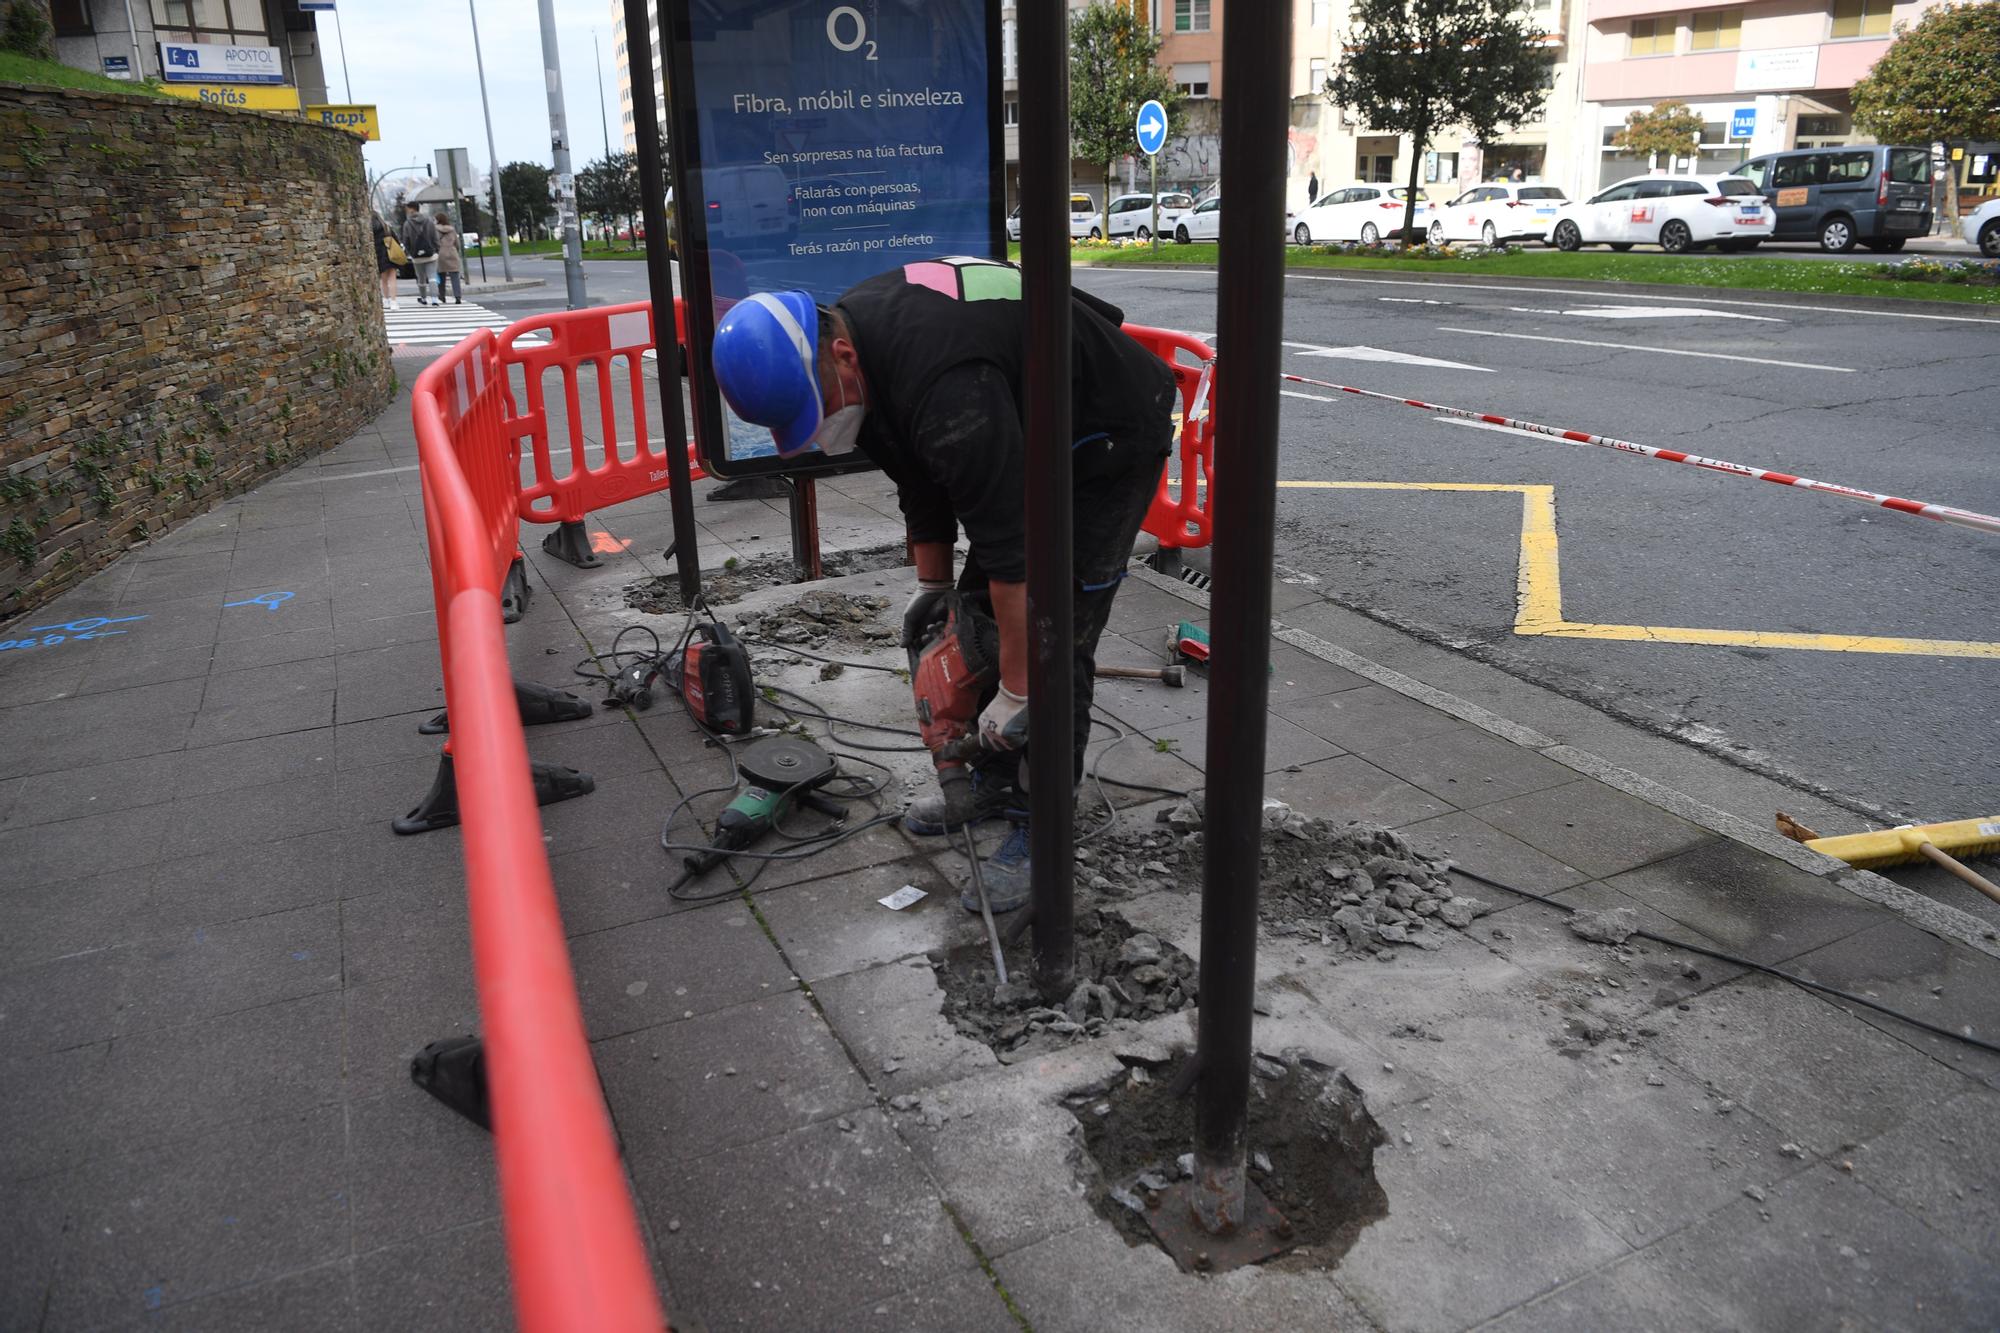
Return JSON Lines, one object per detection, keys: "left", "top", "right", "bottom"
{"left": 1128, "top": 561, "right": 2000, "bottom": 961}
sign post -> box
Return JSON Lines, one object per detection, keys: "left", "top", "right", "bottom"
{"left": 1730, "top": 106, "right": 1756, "bottom": 162}
{"left": 1136, "top": 97, "right": 1167, "bottom": 256}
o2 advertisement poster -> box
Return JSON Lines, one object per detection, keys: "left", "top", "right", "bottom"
{"left": 666, "top": 0, "right": 1004, "bottom": 472}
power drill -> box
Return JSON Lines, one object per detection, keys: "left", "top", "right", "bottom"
{"left": 908, "top": 593, "right": 1000, "bottom": 823}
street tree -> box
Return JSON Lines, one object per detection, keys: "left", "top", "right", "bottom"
{"left": 493, "top": 161, "right": 555, "bottom": 243}
{"left": 593, "top": 151, "right": 642, "bottom": 247}
{"left": 1327, "top": 0, "right": 1554, "bottom": 244}
{"left": 1069, "top": 0, "right": 1181, "bottom": 240}
{"left": 1612, "top": 99, "right": 1705, "bottom": 164}
{"left": 1853, "top": 1, "right": 2000, "bottom": 226}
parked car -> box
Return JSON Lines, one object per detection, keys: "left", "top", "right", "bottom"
{"left": 1548, "top": 175, "right": 1774, "bottom": 253}
{"left": 1103, "top": 191, "right": 1194, "bottom": 239}
{"left": 1963, "top": 196, "right": 2000, "bottom": 258}
{"left": 1176, "top": 194, "right": 1222, "bottom": 243}
{"left": 1005, "top": 193, "right": 1107, "bottom": 241}
{"left": 1291, "top": 184, "right": 1430, "bottom": 245}
{"left": 1735, "top": 145, "right": 1932, "bottom": 252}
{"left": 1426, "top": 183, "right": 1568, "bottom": 246}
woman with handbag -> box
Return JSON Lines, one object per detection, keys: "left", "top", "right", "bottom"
{"left": 371, "top": 211, "right": 403, "bottom": 309}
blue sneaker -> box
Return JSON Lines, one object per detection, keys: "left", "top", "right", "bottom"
{"left": 903, "top": 770, "right": 1028, "bottom": 836}
{"left": 961, "top": 823, "right": 1032, "bottom": 914}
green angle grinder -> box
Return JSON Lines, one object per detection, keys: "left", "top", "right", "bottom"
{"left": 681, "top": 735, "right": 841, "bottom": 875}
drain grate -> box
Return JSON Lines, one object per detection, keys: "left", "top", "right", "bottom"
{"left": 1176, "top": 566, "right": 1212, "bottom": 591}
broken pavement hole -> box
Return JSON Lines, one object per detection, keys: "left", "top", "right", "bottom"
{"left": 1068, "top": 1051, "right": 1387, "bottom": 1272}
{"left": 623, "top": 541, "right": 909, "bottom": 613}
{"left": 934, "top": 908, "right": 1198, "bottom": 1064}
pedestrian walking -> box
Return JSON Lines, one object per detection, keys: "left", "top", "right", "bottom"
{"left": 371, "top": 210, "right": 401, "bottom": 309}
{"left": 400, "top": 202, "right": 441, "bottom": 307}
{"left": 433, "top": 212, "right": 463, "bottom": 305}
{"left": 710, "top": 259, "right": 1176, "bottom": 913}
{"left": 1307, "top": 171, "right": 1320, "bottom": 204}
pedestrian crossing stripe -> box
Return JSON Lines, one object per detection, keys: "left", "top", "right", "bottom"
{"left": 383, "top": 299, "right": 546, "bottom": 349}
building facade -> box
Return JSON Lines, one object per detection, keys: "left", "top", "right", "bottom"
{"left": 50, "top": 0, "right": 329, "bottom": 107}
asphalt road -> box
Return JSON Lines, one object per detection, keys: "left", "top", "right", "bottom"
{"left": 1076, "top": 264, "right": 1999, "bottom": 835}
{"left": 472, "top": 253, "right": 1999, "bottom": 849}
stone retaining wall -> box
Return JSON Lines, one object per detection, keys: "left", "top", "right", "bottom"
{"left": 0, "top": 80, "right": 394, "bottom": 619}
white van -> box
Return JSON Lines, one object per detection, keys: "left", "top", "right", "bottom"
{"left": 700, "top": 165, "right": 793, "bottom": 247}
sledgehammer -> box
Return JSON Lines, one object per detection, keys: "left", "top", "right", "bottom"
{"left": 1095, "top": 663, "right": 1184, "bottom": 688}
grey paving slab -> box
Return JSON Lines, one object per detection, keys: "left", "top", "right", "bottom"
{"left": 1785, "top": 918, "right": 2000, "bottom": 1087}
{"left": 337, "top": 814, "right": 464, "bottom": 902}
{"left": 569, "top": 903, "right": 798, "bottom": 1041}
{"left": 43, "top": 1105, "right": 350, "bottom": 1333}
{"left": 597, "top": 991, "right": 872, "bottom": 1172}
{"left": 1479, "top": 1251, "right": 1737, "bottom": 1332}
{"left": 200, "top": 655, "right": 335, "bottom": 713}
{"left": 114, "top": 902, "right": 343, "bottom": 1035}
{"left": 174, "top": 727, "right": 337, "bottom": 799}
{"left": 332, "top": 711, "right": 447, "bottom": 772}
{"left": 0, "top": 1168, "right": 74, "bottom": 1330}
{"left": 1364, "top": 723, "right": 1578, "bottom": 807}
{"left": 646, "top": 1109, "right": 977, "bottom": 1333}
{"left": 548, "top": 831, "right": 707, "bottom": 936}
{"left": 342, "top": 880, "right": 470, "bottom": 989}
{"left": 160, "top": 771, "right": 345, "bottom": 860}
{"left": 2, "top": 865, "right": 156, "bottom": 973}
{"left": 206, "top": 624, "right": 339, "bottom": 675}
{"left": 1398, "top": 809, "right": 1591, "bottom": 896}
{"left": 73, "top": 640, "right": 218, "bottom": 696}
{"left": 0, "top": 677, "right": 205, "bottom": 780}
{"left": 330, "top": 608, "right": 436, "bottom": 655}
{"left": 184, "top": 693, "right": 335, "bottom": 748}
{"left": 1627, "top": 1164, "right": 1998, "bottom": 1332}
{"left": 334, "top": 754, "right": 450, "bottom": 830}
{"left": 1146, "top": 711, "right": 1342, "bottom": 773}
{"left": 998, "top": 1221, "right": 1374, "bottom": 1333}
{"left": 1603, "top": 837, "right": 1887, "bottom": 967}
{"left": 0, "top": 798, "right": 173, "bottom": 889}
{"left": 1847, "top": 1084, "right": 2000, "bottom": 1258}
{"left": 342, "top": 958, "right": 483, "bottom": 1104}
{"left": 1263, "top": 753, "right": 1454, "bottom": 827}
{"left": 348, "top": 1091, "right": 500, "bottom": 1254}
{"left": 1282, "top": 682, "right": 1473, "bottom": 757}
{"left": 93, "top": 991, "right": 346, "bottom": 1153}
{"left": 0, "top": 943, "right": 135, "bottom": 1057}
{"left": 1472, "top": 779, "right": 1718, "bottom": 880}
{"left": 1651, "top": 977, "right": 1977, "bottom": 1156}
{"left": 0, "top": 1042, "right": 111, "bottom": 1182}
{"left": 332, "top": 640, "right": 451, "bottom": 723}
{"left": 0, "top": 749, "right": 181, "bottom": 830}
{"left": 353, "top": 1218, "right": 514, "bottom": 1333}
{"left": 755, "top": 858, "right": 969, "bottom": 983}
{"left": 824, "top": 1266, "right": 1020, "bottom": 1333}
{"left": 140, "top": 1260, "right": 355, "bottom": 1333}
{"left": 145, "top": 829, "right": 349, "bottom": 932}
{"left": 813, "top": 957, "right": 999, "bottom": 1100}
{"left": 524, "top": 714, "right": 669, "bottom": 784}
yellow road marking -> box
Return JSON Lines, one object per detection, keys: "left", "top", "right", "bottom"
{"left": 1277, "top": 481, "right": 2000, "bottom": 659}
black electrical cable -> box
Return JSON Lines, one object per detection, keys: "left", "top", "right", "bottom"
{"left": 1451, "top": 866, "right": 2000, "bottom": 1058}
{"left": 738, "top": 636, "right": 907, "bottom": 674}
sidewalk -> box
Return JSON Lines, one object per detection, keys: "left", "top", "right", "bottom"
{"left": 2, "top": 384, "right": 1996, "bottom": 1331}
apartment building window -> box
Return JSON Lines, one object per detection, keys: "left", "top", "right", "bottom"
{"left": 152, "top": 0, "right": 266, "bottom": 44}
{"left": 1175, "top": 61, "right": 1211, "bottom": 97}
{"left": 1175, "top": 0, "right": 1211, "bottom": 33}
{"left": 1308, "top": 57, "right": 1327, "bottom": 94}
{"left": 1688, "top": 7, "right": 1743, "bottom": 48}
{"left": 1830, "top": 0, "right": 1891, "bottom": 37}
{"left": 1311, "top": 1, "right": 1331, "bottom": 24}
{"left": 1003, "top": 98, "right": 1020, "bottom": 126}
{"left": 1628, "top": 16, "right": 1673, "bottom": 55}
{"left": 1003, "top": 19, "right": 1017, "bottom": 81}
{"left": 52, "top": 0, "right": 92, "bottom": 33}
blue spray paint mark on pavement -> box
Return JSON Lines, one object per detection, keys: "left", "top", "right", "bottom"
{"left": 0, "top": 614, "right": 147, "bottom": 655}
{"left": 144, "top": 1286, "right": 164, "bottom": 1310}
{"left": 222, "top": 591, "right": 294, "bottom": 611}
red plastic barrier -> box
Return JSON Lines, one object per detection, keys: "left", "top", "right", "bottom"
{"left": 505, "top": 299, "right": 706, "bottom": 527}
{"left": 1123, "top": 323, "right": 1216, "bottom": 551}
{"left": 411, "top": 333, "right": 667, "bottom": 1333}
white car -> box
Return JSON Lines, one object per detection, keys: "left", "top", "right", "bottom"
{"left": 1004, "top": 194, "right": 1106, "bottom": 241}
{"left": 1291, "top": 184, "right": 1431, "bottom": 245}
{"left": 1962, "top": 197, "right": 2000, "bottom": 258}
{"left": 1426, "top": 183, "right": 1568, "bottom": 246}
{"left": 1104, "top": 191, "right": 1194, "bottom": 240}
{"left": 1549, "top": 175, "right": 1775, "bottom": 253}
{"left": 1173, "top": 195, "right": 1298, "bottom": 243}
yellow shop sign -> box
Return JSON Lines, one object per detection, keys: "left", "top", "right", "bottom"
{"left": 304, "top": 104, "right": 380, "bottom": 140}
{"left": 160, "top": 83, "right": 302, "bottom": 112}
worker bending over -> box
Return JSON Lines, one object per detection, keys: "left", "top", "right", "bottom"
{"left": 711, "top": 257, "right": 1176, "bottom": 911}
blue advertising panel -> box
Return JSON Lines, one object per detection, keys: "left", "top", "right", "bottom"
{"left": 664, "top": 0, "right": 1004, "bottom": 475}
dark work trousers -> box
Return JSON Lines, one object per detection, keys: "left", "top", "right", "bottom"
{"left": 955, "top": 423, "right": 1172, "bottom": 791}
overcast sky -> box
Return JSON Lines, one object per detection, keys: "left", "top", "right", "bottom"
{"left": 317, "top": 0, "right": 626, "bottom": 193}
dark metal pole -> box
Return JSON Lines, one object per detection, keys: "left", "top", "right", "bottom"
{"left": 1191, "top": 0, "right": 1290, "bottom": 1235}
{"left": 788, "top": 478, "right": 823, "bottom": 581}
{"left": 624, "top": 0, "right": 701, "bottom": 603}
{"left": 1018, "top": 0, "right": 1074, "bottom": 997}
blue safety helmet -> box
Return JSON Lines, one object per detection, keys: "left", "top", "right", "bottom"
{"left": 711, "top": 290, "right": 825, "bottom": 457}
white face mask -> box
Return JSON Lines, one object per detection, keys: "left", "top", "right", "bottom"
{"left": 813, "top": 365, "right": 864, "bottom": 457}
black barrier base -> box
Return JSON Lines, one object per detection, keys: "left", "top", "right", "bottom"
{"left": 541, "top": 519, "right": 601, "bottom": 569}
{"left": 500, "top": 557, "right": 531, "bottom": 624}
{"left": 706, "top": 475, "right": 792, "bottom": 502}
{"left": 411, "top": 1035, "right": 491, "bottom": 1131}
{"left": 418, "top": 680, "right": 596, "bottom": 735}
{"left": 392, "top": 753, "right": 598, "bottom": 835}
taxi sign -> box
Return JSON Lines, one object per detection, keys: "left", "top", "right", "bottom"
{"left": 306, "top": 104, "right": 380, "bottom": 139}
{"left": 159, "top": 83, "right": 302, "bottom": 112}
{"left": 1135, "top": 98, "right": 1168, "bottom": 157}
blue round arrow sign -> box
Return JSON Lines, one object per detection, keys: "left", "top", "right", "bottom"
{"left": 1135, "top": 99, "right": 1167, "bottom": 157}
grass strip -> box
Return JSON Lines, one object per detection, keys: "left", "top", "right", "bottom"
{"left": 0, "top": 51, "right": 174, "bottom": 98}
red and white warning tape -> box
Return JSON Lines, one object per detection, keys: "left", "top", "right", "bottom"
{"left": 1282, "top": 372, "right": 2000, "bottom": 537}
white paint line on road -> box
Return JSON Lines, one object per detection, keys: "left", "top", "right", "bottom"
{"left": 1436, "top": 326, "right": 1855, "bottom": 373}
{"left": 1435, "top": 416, "right": 1581, "bottom": 443}
{"left": 1285, "top": 272, "right": 2000, "bottom": 325}
{"left": 1282, "top": 340, "right": 1494, "bottom": 372}
{"left": 1281, "top": 389, "right": 1338, "bottom": 402}
{"left": 279, "top": 464, "right": 419, "bottom": 486}
{"left": 1378, "top": 296, "right": 1449, "bottom": 305}
{"left": 1508, "top": 304, "right": 1784, "bottom": 322}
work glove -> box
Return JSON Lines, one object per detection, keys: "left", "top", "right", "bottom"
{"left": 900, "top": 580, "right": 953, "bottom": 649}
{"left": 978, "top": 685, "right": 1030, "bottom": 751}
